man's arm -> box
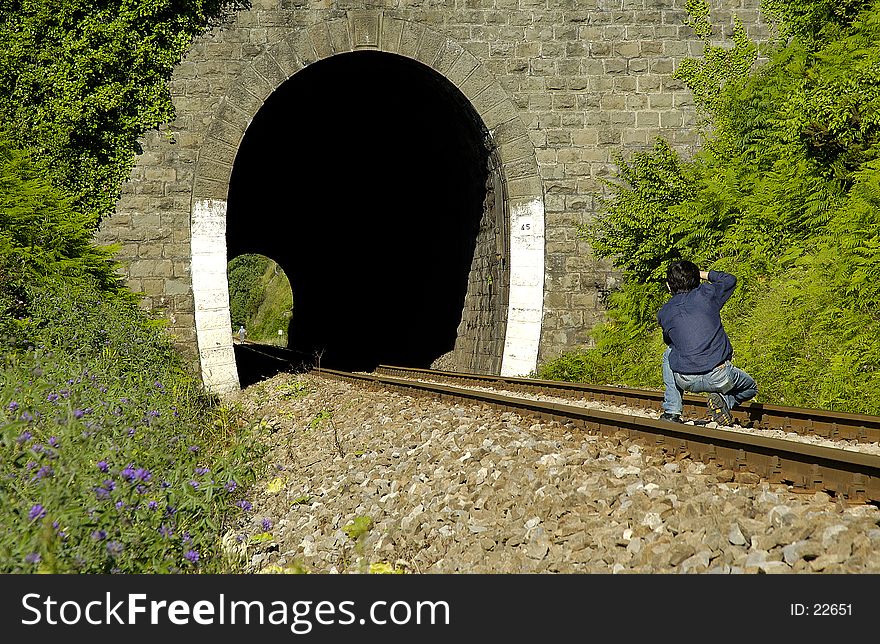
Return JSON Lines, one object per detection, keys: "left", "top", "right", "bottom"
{"left": 703, "top": 269, "right": 737, "bottom": 305}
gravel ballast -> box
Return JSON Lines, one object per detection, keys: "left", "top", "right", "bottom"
{"left": 226, "top": 372, "right": 880, "bottom": 574}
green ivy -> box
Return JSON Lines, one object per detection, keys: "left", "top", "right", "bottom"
{"left": 0, "top": 0, "right": 249, "bottom": 224}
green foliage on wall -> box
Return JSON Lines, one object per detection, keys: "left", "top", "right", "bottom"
{"left": 0, "top": 0, "right": 248, "bottom": 223}
{"left": 541, "top": 0, "right": 880, "bottom": 414}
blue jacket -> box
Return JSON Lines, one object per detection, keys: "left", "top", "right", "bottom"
{"left": 658, "top": 270, "right": 736, "bottom": 375}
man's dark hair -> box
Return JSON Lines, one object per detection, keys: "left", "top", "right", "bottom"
{"left": 666, "top": 261, "right": 700, "bottom": 294}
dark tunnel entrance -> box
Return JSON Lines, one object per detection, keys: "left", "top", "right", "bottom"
{"left": 226, "top": 51, "right": 494, "bottom": 380}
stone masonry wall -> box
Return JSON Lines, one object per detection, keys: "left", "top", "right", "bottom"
{"left": 451, "top": 148, "right": 511, "bottom": 374}
{"left": 97, "top": 0, "right": 770, "bottom": 383}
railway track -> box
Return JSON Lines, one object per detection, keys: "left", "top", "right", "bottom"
{"left": 313, "top": 365, "right": 880, "bottom": 505}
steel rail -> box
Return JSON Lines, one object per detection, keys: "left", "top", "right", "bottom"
{"left": 374, "top": 365, "right": 880, "bottom": 444}
{"left": 315, "top": 367, "right": 880, "bottom": 504}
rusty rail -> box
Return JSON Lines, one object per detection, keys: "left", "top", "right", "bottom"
{"left": 375, "top": 365, "right": 880, "bottom": 444}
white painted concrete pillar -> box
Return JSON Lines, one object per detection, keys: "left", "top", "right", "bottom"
{"left": 501, "top": 198, "right": 545, "bottom": 377}
{"left": 191, "top": 199, "right": 240, "bottom": 395}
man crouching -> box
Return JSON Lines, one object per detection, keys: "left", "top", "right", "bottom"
{"left": 657, "top": 260, "right": 757, "bottom": 425}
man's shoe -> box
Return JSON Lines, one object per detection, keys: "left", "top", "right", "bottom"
{"left": 658, "top": 412, "right": 683, "bottom": 423}
{"left": 707, "top": 393, "right": 734, "bottom": 425}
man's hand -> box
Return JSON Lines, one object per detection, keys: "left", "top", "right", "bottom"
{"left": 699, "top": 270, "right": 710, "bottom": 281}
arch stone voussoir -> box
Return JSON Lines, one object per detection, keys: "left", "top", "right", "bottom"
{"left": 414, "top": 29, "right": 445, "bottom": 67}
{"left": 398, "top": 21, "right": 426, "bottom": 60}
{"left": 287, "top": 31, "right": 320, "bottom": 67}
{"left": 269, "top": 39, "right": 304, "bottom": 79}
{"left": 225, "top": 83, "right": 263, "bottom": 123}
{"left": 349, "top": 10, "right": 381, "bottom": 50}
{"left": 471, "top": 82, "right": 509, "bottom": 121}
{"left": 432, "top": 40, "right": 465, "bottom": 76}
{"left": 443, "top": 50, "right": 480, "bottom": 90}
{"left": 205, "top": 118, "right": 246, "bottom": 149}
{"left": 238, "top": 66, "right": 275, "bottom": 104}
{"left": 251, "top": 51, "right": 288, "bottom": 91}
{"left": 199, "top": 137, "right": 238, "bottom": 172}
{"left": 458, "top": 65, "right": 494, "bottom": 104}
{"left": 379, "top": 17, "right": 404, "bottom": 54}
{"left": 307, "top": 22, "right": 335, "bottom": 60}
{"left": 498, "top": 136, "right": 536, "bottom": 167}
{"left": 328, "top": 20, "right": 353, "bottom": 54}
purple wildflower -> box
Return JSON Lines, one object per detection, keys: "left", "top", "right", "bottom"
{"left": 188, "top": 445, "right": 199, "bottom": 453}
{"left": 25, "top": 552, "right": 41, "bottom": 564}
{"left": 94, "top": 487, "right": 111, "bottom": 501}
{"left": 236, "top": 500, "right": 252, "bottom": 511}
{"left": 7, "top": 401, "right": 19, "bottom": 411}
{"left": 97, "top": 461, "right": 109, "bottom": 472}
{"left": 34, "top": 465, "right": 53, "bottom": 480}
{"left": 134, "top": 468, "right": 151, "bottom": 482}
{"left": 103, "top": 479, "right": 116, "bottom": 491}
{"left": 21, "top": 411, "right": 33, "bottom": 422}
{"left": 148, "top": 501, "right": 158, "bottom": 510}
{"left": 47, "top": 393, "right": 59, "bottom": 402}
{"left": 261, "top": 518, "right": 272, "bottom": 531}
{"left": 184, "top": 550, "right": 199, "bottom": 563}
{"left": 73, "top": 409, "right": 84, "bottom": 419}
{"left": 91, "top": 530, "right": 107, "bottom": 541}
{"left": 127, "top": 428, "right": 136, "bottom": 437}
{"left": 136, "top": 485, "right": 147, "bottom": 494}
{"left": 188, "top": 480, "right": 199, "bottom": 489}
{"left": 159, "top": 525, "right": 173, "bottom": 538}
{"left": 28, "top": 504, "right": 46, "bottom": 521}
{"left": 224, "top": 480, "right": 237, "bottom": 493}
{"left": 194, "top": 467, "right": 209, "bottom": 476}
{"left": 16, "top": 431, "right": 32, "bottom": 444}
{"left": 48, "top": 437, "right": 59, "bottom": 447}
{"left": 106, "top": 541, "right": 123, "bottom": 557}
{"left": 120, "top": 465, "right": 135, "bottom": 481}
{"left": 115, "top": 501, "right": 125, "bottom": 510}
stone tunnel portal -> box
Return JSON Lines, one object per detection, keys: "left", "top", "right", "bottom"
{"left": 226, "top": 51, "right": 507, "bottom": 374}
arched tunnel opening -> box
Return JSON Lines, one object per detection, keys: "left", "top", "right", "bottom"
{"left": 226, "top": 50, "right": 499, "bottom": 381}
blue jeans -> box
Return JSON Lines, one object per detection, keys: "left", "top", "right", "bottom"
{"left": 661, "top": 347, "right": 757, "bottom": 415}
